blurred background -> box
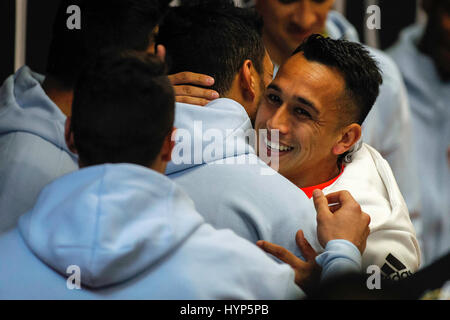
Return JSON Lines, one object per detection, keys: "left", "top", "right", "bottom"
{"left": 0, "top": 0, "right": 424, "bottom": 84}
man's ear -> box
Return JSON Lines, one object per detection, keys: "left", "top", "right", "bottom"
{"left": 64, "top": 117, "right": 77, "bottom": 154}
{"left": 332, "top": 123, "right": 362, "bottom": 156}
{"left": 239, "top": 59, "right": 257, "bottom": 102}
{"left": 161, "top": 127, "right": 176, "bottom": 162}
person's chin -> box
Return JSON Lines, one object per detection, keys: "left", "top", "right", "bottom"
{"left": 287, "top": 30, "right": 313, "bottom": 45}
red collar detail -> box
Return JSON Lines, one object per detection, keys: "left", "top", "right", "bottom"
{"left": 300, "top": 165, "right": 345, "bottom": 198}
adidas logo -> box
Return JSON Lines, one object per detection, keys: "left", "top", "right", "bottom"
{"left": 381, "top": 253, "right": 412, "bottom": 281}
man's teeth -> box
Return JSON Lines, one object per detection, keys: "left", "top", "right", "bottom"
{"left": 265, "top": 136, "right": 293, "bottom": 151}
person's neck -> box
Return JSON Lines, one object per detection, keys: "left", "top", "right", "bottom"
{"left": 223, "top": 84, "right": 250, "bottom": 114}
{"left": 263, "top": 35, "right": 289, "bottom": 67}
{"left": 42, "top": 77, "right": 73, "bottom": 117}
{"left": 290, "top": 159, "right": 341, "bottom": 189}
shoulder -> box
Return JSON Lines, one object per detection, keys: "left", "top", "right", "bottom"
{"left": 326, "top": 11, "right": 360, "bottom": 42}
{"left": 325, "top": 144, "right": 390, "bottom": 215}
{"left": 366, "top": 46, "right": 404, "bottom": 86}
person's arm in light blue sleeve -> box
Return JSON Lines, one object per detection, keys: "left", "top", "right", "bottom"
{"left": 316, "top": 239, "right": 362, "bottom": 283}
{"left": 258, "top": 189, "right": 369, "bottom": 294}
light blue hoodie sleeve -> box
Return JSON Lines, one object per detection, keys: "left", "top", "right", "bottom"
{"left": 316, "top": 239, "right": 362, "bottom": 283}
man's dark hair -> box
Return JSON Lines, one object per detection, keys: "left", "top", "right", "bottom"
{"left": 293, "top": 34, "right": 383, "bottom": 125}
{"left": 71, "top": 51, "right": 175, "bottom": 167}
{"left": 46, "top": 0, "right": 170, "bottom": 89}
{"left": 156, "top": 0, "right": 266, "bottom": 95}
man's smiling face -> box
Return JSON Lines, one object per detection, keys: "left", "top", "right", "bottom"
{"left": 255, "top": 53, "right": 346, "bottom": 186}
{"left": 255, "top": 0, "right": 335, "bottom": 63}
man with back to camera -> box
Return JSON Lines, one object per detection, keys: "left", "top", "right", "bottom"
{"left": 0, "top": 0, "right": 170, "bottom": 233}
{"left": 0, "top": 51, "right": 371, "bottom": 299}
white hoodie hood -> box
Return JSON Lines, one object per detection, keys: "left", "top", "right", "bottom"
{"left": 323, "top": 144, "right": 421, "bottom": 275}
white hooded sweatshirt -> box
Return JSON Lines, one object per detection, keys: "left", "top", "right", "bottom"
{"left": 323, "top": 144, "right": 421, "bottom": 278}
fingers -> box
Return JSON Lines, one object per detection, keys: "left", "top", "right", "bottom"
{"left": 363, "top": 212, "right": 371, "bottom": 237}
{"left": 168, "top": 71, "right": 215, "bottom": 86}
{"left": 256, "top": 240, "right": 302, "bottom": 268}
{"left": 173, "top": 84, "right": 219, "bottom": 102}
{"left": 328, "top": 203, "right": 341, "bottom": 213}
{"left": 168, "top": 72, "right": 219, "bottom": 106}
{"left": 295, "top": 230, "right": 317, "bottom": 262}
{"left": 359, "top": 225, "right": 370, "bottom": 255}
{"left": 324, "top": 190, "right": 354, "bottom": 206}
{"left": 312, "top": 189, "right": 330, "bottom": 217}
{"left": 175, "top": 96, "right": 213, "bottom": 106}
{"left": 325, "top": 190, "right": 362, "bottom": 218}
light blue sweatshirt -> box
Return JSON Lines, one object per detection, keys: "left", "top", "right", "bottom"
{"left": 167, "top": 98, "right": 321, "bottom": 258}
{"left": 167, "top": 98, "right": 361, "bottom": 275}
{"left": 0, "top": 66, "right": 78, "bottom": 233}
{"left": 0, "top": 163, "right": 360, "bottom": 299}
{"left": 387, "top": 24, "right": 450, "bottom": 266}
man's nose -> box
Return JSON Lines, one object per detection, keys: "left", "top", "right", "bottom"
{"left": 292, "top": 1, "right": 318, "bottom": 30}
{"left": 267, "top": 105, "right": 290, "bottom": 135}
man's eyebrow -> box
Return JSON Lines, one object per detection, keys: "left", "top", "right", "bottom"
{"left": 267, "top": 84, "right": 318, "bottom": 113}
{"left": 295, "top": 96, "right": 318, "bottom": 114}
{"left": 267, "top": 84, "right": 281, "bottom": 92}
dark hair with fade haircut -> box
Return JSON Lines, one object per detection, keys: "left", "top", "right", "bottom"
{"left": 156, "top": 0, "right": 266, "bottom": 96}
{"left": 71, "top": 50, "right": 175, "bottom": 167}
{"left": 46, "top": 0, "right": 171, "bottom": 89}
{"left": 293, "top": 34, "right": 383, "bottom": 125}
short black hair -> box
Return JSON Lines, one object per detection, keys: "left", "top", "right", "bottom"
{"left": 71, "top": 51, "right": 175, "bottom": 167}
{"left": 293, "top": 34, "right": 383, "bottom": 125}
{"left": 156, "top": 0, "right": 266, "bottom": 96}
{"left": 46, "top": 0, "right": 170, "bottom": 89}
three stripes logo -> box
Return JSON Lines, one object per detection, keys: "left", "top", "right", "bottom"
{"left": 381, "top": 253, "right": 412, "bottom": 281}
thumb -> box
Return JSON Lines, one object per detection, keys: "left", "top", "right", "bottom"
{"left": 312, "top": 189, "right": 331, "bottom": 218}
{"left": 296, "top": 230, "right": 317, "bottom": 262}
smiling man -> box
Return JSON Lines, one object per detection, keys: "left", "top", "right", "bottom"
{"left": 255, "top": 0, "right": 336, "bottom": 68}
{"left": 245, "top": 0, "right": 423, "bottom": 230}
{"left": 256, "top": 34, "right": 378, "bottom": 194}
{"left": 255, "top": 35, "right": 421, "bottom": 273}
{"left": 256, "top": 54, "right": 359, "bottom": 190}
